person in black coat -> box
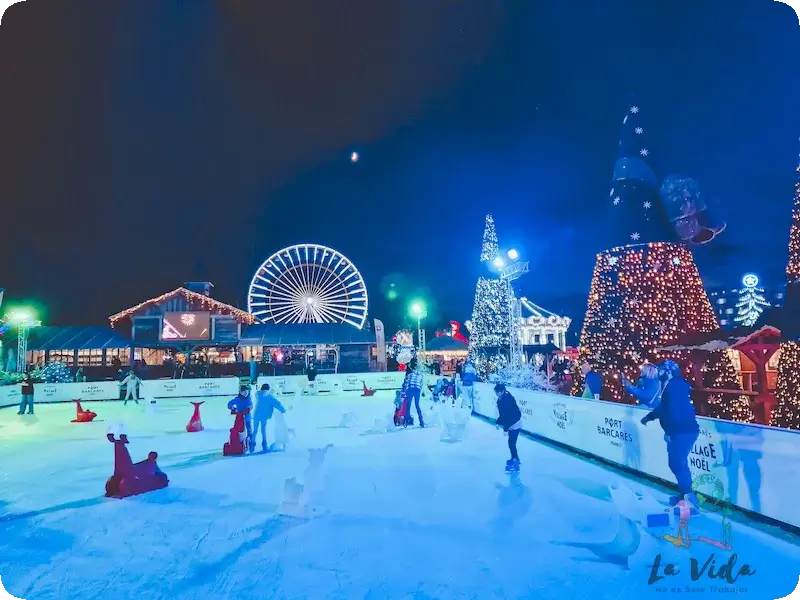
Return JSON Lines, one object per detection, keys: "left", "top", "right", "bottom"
{"left": 494, "top": 383, "right": 523, "bottom": 469}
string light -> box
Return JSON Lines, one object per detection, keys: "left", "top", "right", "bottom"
{"left": 109, "top": 288, "right": 256, "bottom": 326}
{"left": 572, "top": 241, "right": 753, "bottom": 422}
{"left": 771, "top": 151, "right": 800, "bottom": 430}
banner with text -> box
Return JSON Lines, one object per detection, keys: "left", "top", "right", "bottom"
{"left": 257, "top": 371, "right": 406, "bottom": 395}
{"left": 140, "top": 377, "right": 241, "bottom": 399}
{"left": 471, "top": 382, "right": 799, "bottom": 528}
{"left": 0, "top": 381, "right": 120, "bottom": 408}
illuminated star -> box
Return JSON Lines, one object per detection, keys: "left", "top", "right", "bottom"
{"left": 657, "top": 324, "right": 669, "bottom": 334}
{"left": 613, "top": 197, "right": 621, "bottom": 205}
{"left": 643, "top": 201, "right": 652, "bottom": 209}
{"left": 631, "top": 232, "right": 641, "bottom": 241}
{"left": 635, "top": 127, "right": 643, "bottom": 134}
{"left": 629, "top": 298, "right": 641, "bottom": 307}
{"left": 640, "top": 148, "right": 649, "bottom": 157}
{"left": 630, "top": 351, "right": 641, "bottom": 361}
{"left": 630, "top": 106, "right": 639, "bottom": 113}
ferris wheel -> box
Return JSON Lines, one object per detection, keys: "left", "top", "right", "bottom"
{"left": 247, "top": 243, "right": 369, "bottom": 328}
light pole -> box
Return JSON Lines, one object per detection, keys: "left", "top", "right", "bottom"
{"left": 497, "top": 250, "right": 529, "bottom": 367}
{"left": 6, "top": 310, "right": 41, "bottom": 373}
{"left": 410, "top": 301, "right": 428, "bottom": 358}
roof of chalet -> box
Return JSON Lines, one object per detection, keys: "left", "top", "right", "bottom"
{"left": 239, "top": 323, "right": 375, "bottom": 346}
{"left": 108, "top": 287, "right": 255, "bottom": 325}
{"left": 425, "top": 336, "right": 469, "bottom": 352}
{"left": 657, "top": 325, "right": 781, "bottom": 353}
{"left": 24, "top": 326, "right": 132, "bottom": 351}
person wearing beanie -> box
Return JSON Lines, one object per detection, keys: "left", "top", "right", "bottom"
{"left": 640, "top": 359, "right": 700, "bottom": 507}
{"left": 494, "top": 383, "right": 523, "bottom": 472}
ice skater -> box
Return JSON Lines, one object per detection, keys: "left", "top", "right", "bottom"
{"left": 253, "top": 383, "right": 286, "bottom": 452}
{"left": 120, "top": 369, "right": 142, "bottom": 405}
{"left": 227, "top": 385, "right": 254, "bottom": 452}
{"left": 306, "top": 360, "right": 318, "bottom": 395}
{"left": 622, "top": 364, "right": 661, "bottom": 407}
{"left": 404, "top": 359, "right": 425, "bottom": 427}
{"left": 640, "top": 360, "right": 700, "bottom": 508}
{"left": 18, "top": 372, "right": 35, "bottom": 415}
{"left": 494, "top": 383, "right": 522, "bottom": 472}
{"left": 460, "top": 360, "right": 478, "bottom": 410}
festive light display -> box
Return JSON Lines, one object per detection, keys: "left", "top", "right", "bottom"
{"left": 109, "top": 288, "right": 256, "bottom": 326}
{"left": 479, "top": 214, "right": 499, "bottom": 263}
{"left": 733, "top": 273, "right": 770, "bottom": 327}
{"left": 571, "top": 242, "right": 752, "bottom": 422}
{"left": 41, "top": 361, "right": 73, "bottom": 383}
{"left": 771, "top": 149, "right": 800, "bottom": 429}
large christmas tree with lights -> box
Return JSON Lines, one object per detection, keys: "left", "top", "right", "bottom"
{"left": 468, "top": 214, "right": 509, "bottom": 372}
{"left": 572, "top": 101, "right": 752, "bottom": 422}
{"left": 771, "top": 148, "right": 800, "bottom": 430}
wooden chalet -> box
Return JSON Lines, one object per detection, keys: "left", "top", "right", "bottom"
{"left": 658, "top": 325, "right": 782, "bottom": 424}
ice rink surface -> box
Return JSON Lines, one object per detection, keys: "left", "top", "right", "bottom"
{"left": 1, "top": 392, "right": 798, "bottom": 600}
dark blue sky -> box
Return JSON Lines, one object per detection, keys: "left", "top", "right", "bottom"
{"left": 1, "top": 0, "right": 798, "bottom": 333}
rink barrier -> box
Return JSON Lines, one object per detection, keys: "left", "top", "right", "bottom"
{"left": 256, "top": 371, "right": 405, "bottom": 396}
{"left": 0, "top": 371, "right": 409, "bottom": 409}
{"left": 471, "top": 382, "right": 800, "bottom": 529}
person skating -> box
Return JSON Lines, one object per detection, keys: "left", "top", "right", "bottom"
{"left": 18, "top": 372, "right": 35, "bottom": 415}
{"left": 306, "top": 360, "right": 318, "bottom": 395}
{"left": 494, "top": 383, "right": 523, "bottom": 472}
{"left": 227, "top": 385, "right": 254, "bottom": 452}
{"left": 253, "top": 384, "right": 286, "bottom": 452}
{"left": 404, "top": 359, "right": 425, "bottom": 427}
{"left": 640, "top": 360, "right": 700, "bottom": 509}
{"left": 622, "top": 364, "right": 661, "bottom": 407}
{"left": 460, "top": 360, "right": 479, "bottom": 409}
{"left": 120, "top": 369, "right": 142, "bottom": 405}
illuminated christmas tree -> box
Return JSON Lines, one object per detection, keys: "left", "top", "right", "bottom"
{"left": 479, "top": 214, "right": 499, "bottom": 263}
{"left": 771, "top": 147, "right": 800, "bottom": 430}
{"left": 469, "top": 214, "right": 508, "bottom": 374}
{"left": 733, "top": 273, "right": 770, "bottom": 327}
{"left": 572, "top": 101, "right": 752, "bottom": 422}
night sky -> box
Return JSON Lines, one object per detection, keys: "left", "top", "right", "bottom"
{"left": 1, "top": 1, "right": 799, "bottom": 335}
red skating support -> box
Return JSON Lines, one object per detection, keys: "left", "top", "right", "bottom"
{"left": 361, "top": 382, "right": 376, "bottom": 397}
{"left": 71, "top": 399, "right": 97, "bottom": 423}
{"left": 186, "top": 401, "right": 205, "bottom": 432}
{"left": 105, "top": 433, "right": 168, "bottom": 498}
{"left": 223, "top": 408, "right": 250, "bottom": 456}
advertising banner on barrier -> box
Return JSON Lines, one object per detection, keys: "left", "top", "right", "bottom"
{"left": 257, "top": 371, "right": 406, "bottom": 395}
{"left": 141, "top": 377, "right": 240, "bottom": 399}
{"left": 0, "top": 381, "right": 119, "bottom": 408}
{"left": 472, "top": 382, "right": 800, "bottom": 528}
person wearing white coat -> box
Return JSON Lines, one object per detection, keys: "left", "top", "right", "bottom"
{"left": 120, "top": 370, "right": 142, "bottom": 404}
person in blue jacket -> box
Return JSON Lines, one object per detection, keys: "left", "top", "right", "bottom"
{"left": 460, "top": 360, "right": 479, "bottom": 410}
{"left": 640, "top": 360, "right": 700, "bottom": 506}
{"left": 494, "top": 383, "right": 523, "bottom": 471}
{"left": 252, "top": 383, "right": 286, "bottom": 452}
{"left": 622, "top": 364, "right": 661, "bottom": 407}
{"left": 227, "top": 385, "right": 254, "bottom": 451}
{"left": 580, "top": 362, "right": 602, "bottom": 399}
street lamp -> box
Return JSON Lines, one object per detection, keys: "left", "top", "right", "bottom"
{"left": 410, "top": 301, "right": 428, "bottom": 357}
{"left": 6, "top": 310, "right": 41, "bottom": 373}
{"left": 498, "top": 250, "right": 528, "bottom": 367}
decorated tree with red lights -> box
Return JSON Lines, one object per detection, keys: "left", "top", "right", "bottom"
{"left": 771, "top": 148, "right": 800, "bottom": 430}
{"left": 572, "top": 101, "right": 752, "bottom": 422}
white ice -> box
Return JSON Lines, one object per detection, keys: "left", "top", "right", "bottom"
{"left": 1, "top": 393, "right": 798, "bottom": 600}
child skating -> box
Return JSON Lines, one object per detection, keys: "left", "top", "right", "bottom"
{"left": 253, "top": 383, "right": 286, "bottom": 452}
{"left": 494, "top": 383, "right": 523, "bottom": 473}
{"left": 227, "top": 385, "right": 254, "bottom": 452}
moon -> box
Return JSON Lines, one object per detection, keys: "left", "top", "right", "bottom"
{"left": 350, "top": 151, "right": 359, "bottom": 163}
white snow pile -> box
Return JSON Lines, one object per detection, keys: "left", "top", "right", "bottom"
{"left": 488, "top": 364, "right": 555, "bottom": 392}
